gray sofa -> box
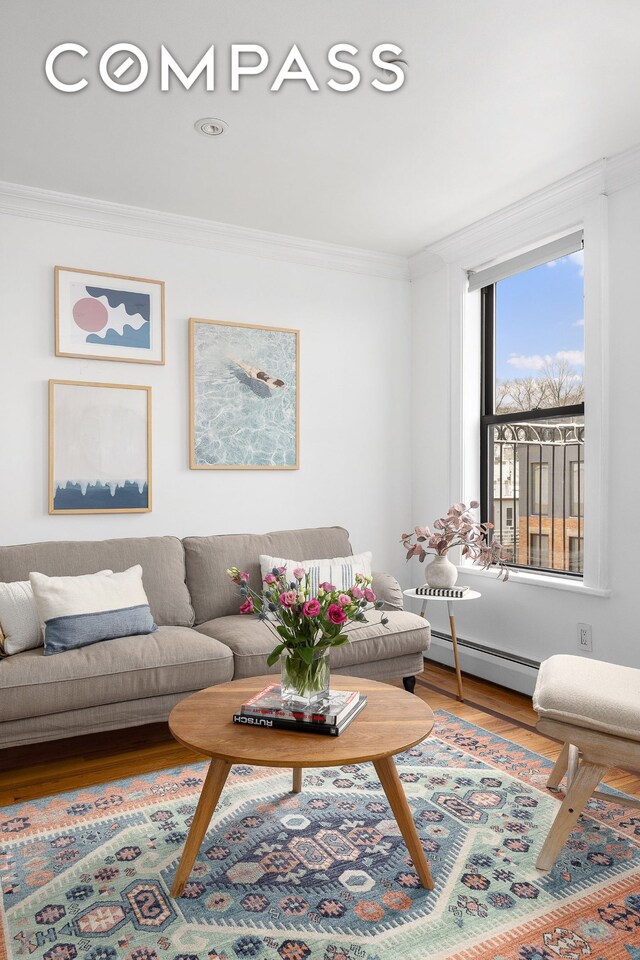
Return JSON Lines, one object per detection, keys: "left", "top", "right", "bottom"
{"left": 0, "top": 526, "right": 430, "bottom": 749}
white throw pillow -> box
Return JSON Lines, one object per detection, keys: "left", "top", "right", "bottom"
{"left": 259, "top": 551, "right": 372, "bottom": 594}
{"left": 30, "top": 565, "right": 157, "bottom": 656}
{"left": 0, "top": 580, "right": 43, "bottom": 655}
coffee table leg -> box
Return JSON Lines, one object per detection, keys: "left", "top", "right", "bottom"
{"left": 292, "top": 768, "right": 302, "bottom": 793}
{"left": 373, "top": 756, "right": 434, "bottom": 890}
{"left": 171, "top": 759, "right": 232, "bottom": 898}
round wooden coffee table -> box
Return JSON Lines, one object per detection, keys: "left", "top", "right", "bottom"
{"left": 168, "top": 675, "right": 435, "bottom": 897}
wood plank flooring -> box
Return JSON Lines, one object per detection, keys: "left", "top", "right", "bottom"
{"left": 1, "top": 662, "right": 639, "bottom": 807}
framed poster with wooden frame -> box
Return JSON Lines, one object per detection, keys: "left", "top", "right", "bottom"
{"left": 55, "top": 266, "right": 165, "bottom": 364}
{"left": 189, "top": 317, "right": 299, "bottom": 470}
{"left": 49, "top": 380, "right": 152, "bottom": 514}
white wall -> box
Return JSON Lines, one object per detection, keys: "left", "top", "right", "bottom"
{"left": 409, "top": 181, "right": 640, "bottom": 686}
{"left": 0, "top": 210, "right": 411, "bottom": 582}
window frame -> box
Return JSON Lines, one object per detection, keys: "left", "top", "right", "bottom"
{"left": 480, "top": 280, "right": 585, "bottom": 579}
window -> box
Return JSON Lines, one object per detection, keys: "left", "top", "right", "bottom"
{"left": 570, "top": 461, "right": 584, "bottom": 518}
{"left": 530, "top": 463, "right": 549, "bottom": 516}
{"left": 530, "top": 533, "right": 550, "bottom": 568}
{"left": 479, "top": 233, "right": 585, "bottom": 576}
{"left": 568, "top": 536, "right": 584, "bottom": 573}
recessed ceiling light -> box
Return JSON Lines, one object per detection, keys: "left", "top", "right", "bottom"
{"left": 194, "top": 117, "right": 228, "bottom": 137}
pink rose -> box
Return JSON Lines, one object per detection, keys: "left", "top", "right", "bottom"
{"left": 277, "top": 566, "right": 287, "bottom": 575}
{"left": 327, "top": 603, "right": 347, "bottom": 625}
{"left": 293, "top": 566, "right": 306, "bottom": 580}
{"left": 279, "top": 590, "right": 298, "bottom": 607}
{"left": 351, "top": 586, "right": 364, "bottom": 600}
{"left": 264, "top": 574, "right": 277, "bottom": 584}
{"left": 239, "top": 598, "right": 254, "bottom": 614}
{"left": 364, "top": 588, "right": 376, "bottom": 603}
{"left": 319, "top": 581, "right": 335, "bottom": 593}
{"left": 240, "top": 572, "right": 250, "bottom": 582}
{"left": 303, "top": 599, "right": 321, "bottom": 617}
{"left": 337, "top": 593, "right": 350, "bottom": 607}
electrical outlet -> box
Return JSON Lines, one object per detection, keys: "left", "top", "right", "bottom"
{"left": 577, "top": 622, "right": 593, "bottom": 652}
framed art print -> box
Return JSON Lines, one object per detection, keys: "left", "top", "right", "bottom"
{"left": 55, "top": 267, "right": 165, "bottom": 364}
{"left": 49, "top": 380, "right": 152, "bottom": 514}
{"left": 190, "top": 318, "right": 299, "bottom": 469}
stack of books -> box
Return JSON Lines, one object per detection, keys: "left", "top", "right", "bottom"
{"left": 232, "top": 683, "right": 366, "bottom": 736}
{"left": 415, "top": 584, "right": 469, "bottom": 598}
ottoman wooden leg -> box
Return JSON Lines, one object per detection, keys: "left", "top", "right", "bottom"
{"left": 547, "top": 742, "right": 570, "bottom": 788}
{"left": 536, "top": 759, "right": 607, "bottom": 871}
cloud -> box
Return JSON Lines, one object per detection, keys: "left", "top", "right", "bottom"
{"left": 507, "top": 353, "right": 546, "bottom": 371}
{"left": 546, "top": 249, "right": 584, "bottom": 276}
{"left": 556, "top": 349, "right": 584, "bottom": 366}
{"left": 568, "top": 250, "right": 584, "bottom": 276}
{"left": 507, "top": 349, "right": 584, "bottom": 371}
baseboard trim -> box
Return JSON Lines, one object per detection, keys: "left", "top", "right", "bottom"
{"left": 427, "top": 632, "right": 539, "bottom": 696}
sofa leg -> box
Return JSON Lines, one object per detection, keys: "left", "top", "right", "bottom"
{"left": 402, "top": 676, "right": 416, "bottom": 694}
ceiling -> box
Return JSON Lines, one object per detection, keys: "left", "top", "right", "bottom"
{"left": 3, "top": 0, "right": 640, "bottom": 256}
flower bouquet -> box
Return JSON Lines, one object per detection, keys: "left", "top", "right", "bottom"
{"left": 226, "top": 565, "right": 389, "bottom": 707}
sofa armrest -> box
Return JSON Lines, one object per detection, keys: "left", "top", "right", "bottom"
{"left": 371, "top": 572, "right": 404, "bottom": 611}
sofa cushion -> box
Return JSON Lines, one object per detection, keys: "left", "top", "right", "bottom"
{"left": 259, "top": 551, "right": 372, "bottom": 594}
{"left": 533, "top": 654, "right": 640, "bottom": 743}
{"left": 0, "top": 626, "right": 233, "bottom": 722}
{"left": 0, "top": 579, "right": 42, "bottom": 655}
{"left": 30, "top": 566, "right": 158, "bottom": 656}
{"left": 196, "top": 610, "right": 430, "bottom": 679}
{"left": 184, "top": 526, "right": 353, "bottom": 624}
{"left": 0, "top": 537, "right": 194, "bottom": 628}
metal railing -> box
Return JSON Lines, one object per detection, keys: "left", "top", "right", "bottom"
{"left": 489, "top": 417, "right": 584, "bottom": 575}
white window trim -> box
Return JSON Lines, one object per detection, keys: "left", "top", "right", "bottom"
{"left": 442, "top": 188, "right": 610, "bottom": 596}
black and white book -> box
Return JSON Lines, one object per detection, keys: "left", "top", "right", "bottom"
{"left": 233, "top": 694, "right": 367, "bottom": 736}
{"left": 240, "top": 683, "right": 361, "bottom": 725}
{"left": 415, "top": 584, "right": 469, "bottom": 598}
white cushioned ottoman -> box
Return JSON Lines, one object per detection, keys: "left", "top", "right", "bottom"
{"left": 533, "top": 654, "right": 640, "bottom": 743}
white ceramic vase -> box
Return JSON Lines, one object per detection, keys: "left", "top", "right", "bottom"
{"left": 425, "top": 554, "right": 458, "bottom": 588}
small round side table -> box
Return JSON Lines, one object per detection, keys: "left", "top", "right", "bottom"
{"left": 403, "top": 588, "right": 481, "bottom": 702}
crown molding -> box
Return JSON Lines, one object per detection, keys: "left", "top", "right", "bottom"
{"left": 409, "top": 160, "right": 606, "bottom": 279}
{"left": 409, "top": 142, "right": 640, "bottom": 280}
{"left": 0, "top": 181, "right": 409, "bottom": 282}
{"left": 604, "top": 142, "right": 640, "bottom": 195}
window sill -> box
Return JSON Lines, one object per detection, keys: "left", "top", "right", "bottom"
{"left": 458, "top": 563, "right": 611, "bottom": 597}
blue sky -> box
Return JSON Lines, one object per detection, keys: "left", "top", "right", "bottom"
{"left": 495, "top": 251, "right": 584, "bottom": 382}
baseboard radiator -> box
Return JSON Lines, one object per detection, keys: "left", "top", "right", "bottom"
{"left": 429, "top": 629, "right": 540, "bottom": 671}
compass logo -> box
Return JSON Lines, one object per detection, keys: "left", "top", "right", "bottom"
{"left": 45, "top": 43, "right": 406, "bottom": 94}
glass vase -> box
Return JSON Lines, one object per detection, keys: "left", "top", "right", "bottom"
{"left": 281, "top": 648, "right": 330, "bottom": 708}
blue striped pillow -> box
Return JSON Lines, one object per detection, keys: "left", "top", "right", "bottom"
{"left": 259, "top": 552, "right": 372, "bottom": 595}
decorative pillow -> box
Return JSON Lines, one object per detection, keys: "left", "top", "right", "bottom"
{"left": 0, "top": 580, "right": 43, "bottom": 656}
{"left": 259, "top": 551, "right": 373, "bottom": 595}
{"left": 30, "top": 565, "right": 158, "bottom": 656}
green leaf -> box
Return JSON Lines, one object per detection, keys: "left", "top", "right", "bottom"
{"left": 297, "top": 645, "right": 315, "bottom": 665}
{"left": 331, "top": 635, "right": 349, "bottom": 647}
{"left": 276, "top": 625, "right": 292, "bottom": 640}
{"left": 266, "top": 643, "right": 285, "bottom": 667}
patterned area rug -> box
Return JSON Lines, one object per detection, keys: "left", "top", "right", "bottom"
{"left": 1, "top": 711, "right": 640, "bottom": 960}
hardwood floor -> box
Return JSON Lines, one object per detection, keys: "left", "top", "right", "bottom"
{"left": 1, "top": 662, "right": 639, "bottom": 806}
